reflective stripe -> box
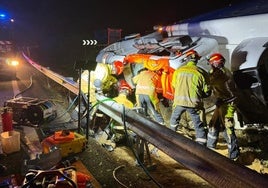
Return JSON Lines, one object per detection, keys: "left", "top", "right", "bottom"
{"left": 136, "top": 85, "right": 153, "bottom": 90}
{"left": 196, "top": 138, "right": 207, "bottom": 143}
{"left": 207, "top": 133, "right": 217, "bottom": 140}
{"left": 170, "top": 124, "right": 178, "bottom": 128}
{"left": 174, "top": 95, "right": 199, "bottom": 102}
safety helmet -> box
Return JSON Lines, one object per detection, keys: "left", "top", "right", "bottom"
{"left": 185, "top": 50, "right": 201, "bottom": 62}
{"left": 118, "top": 79, "right": 132, "bottom": 94}
{"left": 112, "top": 61, "right": 124, "bottom": 75}
{"left": 208, "top": 53, "right": 225, "bottom": 68}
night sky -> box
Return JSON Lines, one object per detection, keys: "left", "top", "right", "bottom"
{"left": 0, "top": 0, "right": 245, "bottom": 75}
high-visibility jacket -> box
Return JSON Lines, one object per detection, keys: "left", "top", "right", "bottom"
{"left": 172, "top": 61, "right": 211, "bottom": 108}
{"left": 82, "top": 63, "right": 117, "bottom": 103}
{"left": 161, "top": 68, "right": 174, "bottom": 99}
{"left": 132, "top": 70, "right": 160, "bottom": 105}
{"left": 209, "top": 67, "right": 236, "bottom": 118}
{"left": 125, "top": 54, "right": 169, "bottom": 71}
{"left": 125, "top": 54, "right": 174, "bottom": 99}
{"left": 113, "top": 93, "right": 134, "bottom": 109}
{"left": 209, "top": 67, "right": 236, "bottom": 100}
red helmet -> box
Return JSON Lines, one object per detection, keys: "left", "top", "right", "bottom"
{"left": 208, "top": 53, "right": 225, "bottom": 68}
{"left": 185, "top": 50, "right": 201, "bottom": 62}
{"left": 118, "top": 79, "right": 132, "bottom": 94}
{"left": 112, "top": 61, "right": 124, "bottom": 75}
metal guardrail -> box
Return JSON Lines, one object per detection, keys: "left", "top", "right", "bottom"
{"left": 22, "top": 54, "right": 268, "bottom": 188}
{"left": 22, "top": 53, "right": 79, "bottom": 95}
{"left": 96, "top": 94, "right": 268, "bottom": 188}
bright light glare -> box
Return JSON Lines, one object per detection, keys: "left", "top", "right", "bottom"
{"left": 94, "top": 64, "right": 108, "bottom": 81}
{"left": 158, "top": 27, "right": 163, "bottom": 32}
{"left": 0, "top": 14, "right": 6, "bottom": 18}
{"left": 9, "top": 60, "right": 19, "bottom": 66}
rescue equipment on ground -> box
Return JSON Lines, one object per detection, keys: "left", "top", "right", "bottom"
{"left": 0, "top": 107, "right": 13, "bottom": 132}
{"left": 42, "top": 131, "right": 87, "bottom": 158}
{"left": 4, "top": 97, "right": 57, "bottom": 125}
{"left": 23, "top": 147, "right": 62, "bottom": 173}
{"left": 22, "top": 166, "right": 78, "bottom": 188}
{"left": 0, "top": 130, "right": 20, "bottom": 154}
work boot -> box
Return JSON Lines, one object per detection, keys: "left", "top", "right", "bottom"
{"left": 170, "top": 125, "right": 177, "bottom": 131}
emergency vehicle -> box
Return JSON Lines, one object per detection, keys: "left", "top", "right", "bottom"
{"left": 0, "top": 11, "right": 19, "bottom": 80}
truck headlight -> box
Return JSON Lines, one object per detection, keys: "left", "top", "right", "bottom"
{"left": 6, "top": 59, "right": 19, "bottom": 66}
{"left": 10, "top": 60, "right": 19, "bottom": 66}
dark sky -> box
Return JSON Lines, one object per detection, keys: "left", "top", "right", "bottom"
{"left": 0, "top": 0, "right": 245, "bottom": 74}
{"left": 1, "top": 1, "right": 244, "bottom": 38}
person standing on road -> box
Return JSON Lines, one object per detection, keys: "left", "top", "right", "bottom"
{"left": 169, "top": 50, "right": 211, "bottom": 145}
{"left": 132, "top": 68, "right": 165, "bottom": 125}
{"left": 206, "top": 53, "right": 240, "bottom": 160}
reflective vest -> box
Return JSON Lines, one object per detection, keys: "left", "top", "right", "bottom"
{"left": 161, "top": 68, "right": 174, "bottom": 100}
{"left": 172, "top": 61, "right": 211, "bottom": 108}
{"left": 113, "top": 93, "right": 134, "bottom": 109}
{"left": 132, "top": 70, "right": 160, "bottom": 104}
{"left": 82, "top": 63, "right": 117, "bottom": 103}
{"left": 125, "top": 54, "right": 174, "bottom": 99}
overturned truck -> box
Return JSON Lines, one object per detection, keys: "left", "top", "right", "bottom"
{"left": 81, "top": 2, "right": 268, "bottom": 128}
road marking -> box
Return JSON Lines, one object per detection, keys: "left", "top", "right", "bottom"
{"left": 12, "top": 80, "right": 22, "bottom": 98}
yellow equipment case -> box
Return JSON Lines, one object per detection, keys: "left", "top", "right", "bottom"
{"left": 42, "top": 131, "right": 87, "bottom": 158}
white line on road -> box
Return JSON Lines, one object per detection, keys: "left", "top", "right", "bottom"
{"left": 12, "top": 80, "right": 22, "bottom": 98}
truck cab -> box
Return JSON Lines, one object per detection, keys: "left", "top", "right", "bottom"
{"left": 0, "top": 40, "right": 19, "bottom": 80}
{"left": 0, "top": 12, "right": 19, "bottom": 80}
{"left": 231, "top": 38, "right": 268, "bottom": 124}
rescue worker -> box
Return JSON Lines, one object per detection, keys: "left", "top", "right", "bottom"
{"left": 169, "top": 50, "right": 211, "bottom": 145}
{"left": 132, "top": 68, "right": 165, "bottom": 125}
{"left": 81, "top": 60, "right": 124, "bottom": 103}
{"left": 101, "top": 79, "right": 134, "bottom": 151}
{"left": 87, "top": 61, "right": 124, "bottom": 135}
{"left": 113, "top": 79, "right": 134, "bottom": 109}
{"left": 112, "top": 79, "right": 134, "bottom": 141}
{"left": 206, "top": 53, "right": 240, "bottom": 160}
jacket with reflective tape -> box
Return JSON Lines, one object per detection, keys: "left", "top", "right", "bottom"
{"left": 172, "top": 61, "right": 211, "bottom": 108}
{"left": 209, "top": 67, "right": 236, "bottom": 100}
{"left": 132, "top": 70, "right": 160, "bottom": 104}
{"left": 125, "top": 54, "right": 174, "bottom": 99}
{"left": 113, "top": 93, "right": 134, "bottom": 109}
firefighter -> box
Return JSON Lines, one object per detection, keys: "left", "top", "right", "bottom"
{"left": 206, "top": 53, "right": 240, "bottom": 160}
{"left": 111, "top": 79, "right": 134, "bottom": 141}
{"left": 86, "top": 61, "right": 124, "bottom": 136}
{"left": 101, "top": 79, "right": 134, "bottom": 151}
{"left": 113, "top": 79, "right": 134, "bottom": 109}
{"left": 83, "top": 61, "right": 124, "bottom": 103}
{"left": 169, "top": 50, "right": 211, "bottom": 145}
{"left": 92, "top": 60, "right": 124, "bottom": 94}
{"left": 132, "top": 68, "right": 165, "bottom": 125}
